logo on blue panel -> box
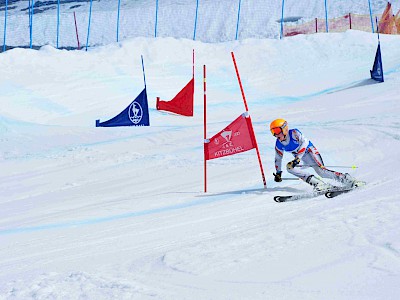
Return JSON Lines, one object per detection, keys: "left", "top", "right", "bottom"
{"left": 129, "top": 102, "right": 143, "bottom": 124}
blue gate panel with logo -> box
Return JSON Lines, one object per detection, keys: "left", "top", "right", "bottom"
{"left": 96, "top": 88, "right": 150, "bottom": 127}
{"left": 370, "top": 43, "right": 384, "bottom": 83}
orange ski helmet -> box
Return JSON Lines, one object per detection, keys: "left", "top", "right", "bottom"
{"left": 270, "top": 119, "right": 288, "bottom": 136}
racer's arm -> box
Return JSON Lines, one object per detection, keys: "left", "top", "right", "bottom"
{"left": 274, "top": 146, "right": 283, "bottom": 173}
{"left": 292, "top": 129, "right": 309, "bottom": 160}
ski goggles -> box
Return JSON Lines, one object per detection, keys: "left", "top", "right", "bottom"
{"left": 270, "top": 127, "right": 284, "bottom": 136}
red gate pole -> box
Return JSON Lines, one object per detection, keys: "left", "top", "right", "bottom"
{"left": 203, "top": 65, "right": 207, "bottom": 193}
{"left": 231, "top": 52, "right": 266, "bottom": 188}
{"left": 193, "top": 49, "right": 195, "bottom": 78}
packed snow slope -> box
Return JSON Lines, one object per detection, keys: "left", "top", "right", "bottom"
{"left": 1, "top": 30, "right": 400, "bottom": 299}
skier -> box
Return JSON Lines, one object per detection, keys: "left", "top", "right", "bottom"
{"left": 269, "top": 118, "right": 361, "bottom": 192}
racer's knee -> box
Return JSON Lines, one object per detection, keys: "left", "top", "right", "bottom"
{"left": 286, "top": 165, "right": 296, "bottom": 174}
{"left": 313, "top": 166, "right": 325, "bottom": 177}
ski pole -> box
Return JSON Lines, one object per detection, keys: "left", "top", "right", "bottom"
{"left": 298, "top": 165, "right": 358, "bottom": 169}
{"left": 281, "top": 178, "right": 301, "bottom": 181}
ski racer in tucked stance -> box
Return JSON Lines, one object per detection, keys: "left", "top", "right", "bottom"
{"left": 270, "top": 119, "right": 362, "bottom": 192}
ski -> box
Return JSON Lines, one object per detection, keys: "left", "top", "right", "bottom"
{"left": 274, "top": 191, "right": 324, "bottom": 202}
{"left": 274, "top": 181, "right": 366, "bottom": 202}
{"left": 325, "top": 181, "right": 366, "bottom": 198}
{"left": 325, "top": 189, "right": 353, "bottom": 198}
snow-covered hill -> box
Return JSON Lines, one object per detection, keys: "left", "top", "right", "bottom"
{"left": 2, "top": 2, "right": 400, "bottom": 300}
{"left": 1, "top": 28, "right": 400, "bottom": 299}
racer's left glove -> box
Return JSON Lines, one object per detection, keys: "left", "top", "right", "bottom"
{"left": 287, "top": 157, "right": 300, "bottom": 169}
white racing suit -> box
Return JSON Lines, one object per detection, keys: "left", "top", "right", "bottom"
{"left": 274, "top": 128, "right": 346, "bottom": 183}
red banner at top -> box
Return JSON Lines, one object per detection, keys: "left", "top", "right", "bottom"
{"left": 205, "top": 113, "right": 256, "bottom": 160}
{"left": 156, "top": 78, "right": 194, "bottom": 116}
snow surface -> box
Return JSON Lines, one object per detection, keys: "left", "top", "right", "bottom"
{"left": 1, "top": 9, "right": 400, "bottom": 300}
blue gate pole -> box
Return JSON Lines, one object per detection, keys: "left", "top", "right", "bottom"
{"left": 376, "top": 17, "right": 380, "bottom": 40}
{"left": 85, "top": 0, "right": 93, "bottom": 51}
{"left": 154, "top": 0, "right": 159, "bottom": 38}
{"left": 56, "top": 0, "right": 60, "bottom": 48}
{"left": 368, "top": 0, "right": 374, "bottom": 33}
{"left": 280, "top": 0, "right": 285, "bottom": 39}
{"left": 324, "top": 0, "right": 329, "bottom": 32}
{"left": 235, "top": 0, "right": 242, "bottom": 40}
{"left": 28, "top": 0, "right": 32, "bottom": 32}
{"left": 193, "top": 0, "right": 199, "bottom": 40}
{"left": 117, "top": 0, "right": 121, "bottom": 42}
{"left": 141, "top": 55, "right": 147, "bottom": 88}
{"left": 30, "top": 0, "right": 35, "bottom": 48}
{"left": 3, "top": 0, "right": 8, "bottom": 52}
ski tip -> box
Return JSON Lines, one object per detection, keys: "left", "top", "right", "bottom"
{"left": 325, "top": 191, "right": 334, "bottom": 198}
{"left": 274, "top": 196, "right": 286, "bottom": 203}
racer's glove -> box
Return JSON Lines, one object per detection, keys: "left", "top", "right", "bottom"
{"left": 287, "top": 157, "right": 300, "bottom": 169}
{"left": 273, "top": 171, "right": 282, "bottom": 182}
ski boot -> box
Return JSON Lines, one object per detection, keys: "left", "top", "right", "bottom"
{"left": 306, "top": 175, "right": 333, "bottom": 192}
{"left": 340, "top": 173, "right": 365, "bottom": 188}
